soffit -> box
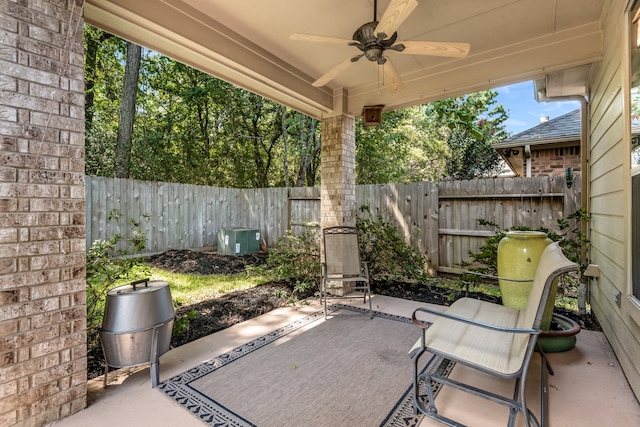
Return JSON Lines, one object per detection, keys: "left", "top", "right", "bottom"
{"left": 84, "top": 0, "right": 605, "bottom": 119}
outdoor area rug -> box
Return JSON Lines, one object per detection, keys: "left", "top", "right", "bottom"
{"left": 159, "top": 304, "right": 455, "bottom": 427}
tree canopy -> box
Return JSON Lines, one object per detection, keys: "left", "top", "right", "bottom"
{"left": 84, "top": 25, "right": 509, "bottom": 187}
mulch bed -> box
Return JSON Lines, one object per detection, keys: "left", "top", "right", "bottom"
{"left": 146, "top": 249, "right": 270, "bottom": 275}
{"left": 87, "top": 249, "right": 600, "bottom": 379}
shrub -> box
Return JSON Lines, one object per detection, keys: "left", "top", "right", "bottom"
{"left": 86, "top": 210, "right": 149, "bottom": 351}
{"left": 267, "top": 211, "right": 430, "bottom": 295}
{"left": 356, "top": 206, "right": 429, "bottom": 284}
{"left": 268, "top": 228, "right": 321, "bottom": 289}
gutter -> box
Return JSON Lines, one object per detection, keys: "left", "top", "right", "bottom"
{"left": 495, "top": 136, "right": 580, "bottom": 149}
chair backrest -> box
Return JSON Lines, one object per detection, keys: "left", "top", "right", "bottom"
{"left": 323, "top": 226, "right": 362, "bottom": 277}
{"left": 517, "top": 242, "right": 578, "bottom": 330}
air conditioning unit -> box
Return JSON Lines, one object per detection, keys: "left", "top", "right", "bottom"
{"left": 217, "top": 228, "right": 260, "bottom": 256}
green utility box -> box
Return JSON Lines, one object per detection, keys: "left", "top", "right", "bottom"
{"left": 217, "top": 228, "right": 261, "bottom": 256}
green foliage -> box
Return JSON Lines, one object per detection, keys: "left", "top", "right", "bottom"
{"left": 463, "top": 211, "right": 590, "bottom": 308}
{"left": 355, "top": 92, "right": 508, "bottom": 184}
{"left": 86, "top": 210, "right": 149, "bottom": 351}
{"left": 277, "top": 280, "right": 317, "bottom": 306}
{"left": 267, "top": 214, "right": 429, "bottom": 295}
{"left": 172, "top": 308, "right": 198, "bottom": 337}
{"left": 425, "top": 91, "right": 508, "bottom": 179}
{"left": 268, "top": 229, "right": 321, "bottom": 285}
{"left": 545, "top": 208, "right": 591, "bottom": 272}
{"left": 273, "top": 288, "right": 288, "bottom": 299}
{"left": 463, "top": 219, "right": 528, "bottom": 276}
{"left": 84, "top": 25, "right": 321, "bottom": 188}
{"left": 356, "top": 107, "right": 448, "bottom": 184}
{"left": 267, "top": 230, "right": 321, "bottom": 305}
{"left": 356, "top": 206, "right": 429, "bottom": 283}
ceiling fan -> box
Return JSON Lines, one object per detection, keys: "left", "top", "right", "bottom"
{"left": 290, "top": 0, "right": 470, "bottom": 92}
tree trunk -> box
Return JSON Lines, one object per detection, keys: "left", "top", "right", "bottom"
{"left": 295, "top": 116, "right": 320, "bottom": 187}
{"left": 84, "top": 30, "right": 112, "bottom": 130}
{"left": 115, "top": 42, "right": 142, "bottom": 178}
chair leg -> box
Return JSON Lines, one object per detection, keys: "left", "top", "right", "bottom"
{"left": 537, "top": 345, "right": 554, "bottom": 376}
{"left": 540, "top": 353, "right": 549, "bottom": 427}
{"left": 323, "top": 281, "right": 328, "bottom": 320}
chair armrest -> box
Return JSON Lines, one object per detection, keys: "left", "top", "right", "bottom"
{"left": 411, "top": 306, "right": 540, "bottom": 335}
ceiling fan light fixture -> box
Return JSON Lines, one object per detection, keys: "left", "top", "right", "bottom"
{"left": 365, "top": 47, "right": 384, "bottom": 62}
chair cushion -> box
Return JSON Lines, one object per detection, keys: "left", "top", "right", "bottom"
{"left": 421, "top": 298, "right": 529, "bottom": 377}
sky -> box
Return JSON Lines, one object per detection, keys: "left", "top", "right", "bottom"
{"left": 494, "top": 81, "right": 581, "bottom": 136}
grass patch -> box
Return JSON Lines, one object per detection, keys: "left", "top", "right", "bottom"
{"left": 123, "top": 264, "right": 273, "bottom": 307}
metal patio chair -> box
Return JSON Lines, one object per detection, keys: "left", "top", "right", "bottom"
{"left": 409, "top": 242, "right": 578, "bottom": 427}
{"left": 321, "top": 226, "right": 372, "bottom": 319}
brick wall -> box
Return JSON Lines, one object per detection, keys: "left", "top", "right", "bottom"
{"left": 530, "top": 146, "right": 581, "bottom": 177}
{"left": 320, "top": 114, "right": 356, "bottom": 228}
{"left": 0, "top": 1, "right": 87, "bottom": 426}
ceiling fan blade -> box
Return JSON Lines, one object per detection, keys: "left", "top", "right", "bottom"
{"left": 374, "top": 0, "right": 418, "bottom": 39}
{"left": 378, "top": 58, "right": 405, "bottom": 92}
{"left": 289, "top": 33, "right": 354, "bottom": 45}
{"left": 399, "top": 40, "right": 471, "bottom": 58}
{"left": 312, "top": 57, "right": 354, "bottom": 87}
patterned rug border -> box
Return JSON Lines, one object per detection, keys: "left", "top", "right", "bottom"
{"left": 158, "top": 304, "right": 452, "bottom": 427}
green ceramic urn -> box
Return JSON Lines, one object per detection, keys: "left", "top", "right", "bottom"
{"left": 497, "top": 231, "right": 553, "bottom": 312}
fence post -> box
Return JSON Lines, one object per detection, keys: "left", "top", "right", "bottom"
{"left": 425, "top": 182, "right": 439, "bottom": 275}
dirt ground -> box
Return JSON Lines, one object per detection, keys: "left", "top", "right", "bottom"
{"left": 88, "top": 249, "right": 600, "bottom": 379}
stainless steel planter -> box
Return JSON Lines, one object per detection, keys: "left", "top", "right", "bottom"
{"left": 99, "top": 279, "right": 174, "bottom": 387}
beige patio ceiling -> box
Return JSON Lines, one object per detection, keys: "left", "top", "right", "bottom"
{"left": 84, "top": 0, "right": 604, "bottom": 120}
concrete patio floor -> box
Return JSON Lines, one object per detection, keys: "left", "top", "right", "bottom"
{"left": 48, "top": 295, "right": 640, "bottom": 427}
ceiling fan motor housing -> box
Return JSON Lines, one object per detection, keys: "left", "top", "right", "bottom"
{"left": 352, "top": 22, "right": 397, "bottom": 62}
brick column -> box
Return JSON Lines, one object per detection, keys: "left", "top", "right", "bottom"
{"left": 320, "top": 114, "right": 357, "bottom": 228}
{"left": 0, "top": 1, "right": 87, "bottom": 426}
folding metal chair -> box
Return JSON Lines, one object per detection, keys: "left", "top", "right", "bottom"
{"left": 321, "top": 226, "right": 373, "bottom": 319}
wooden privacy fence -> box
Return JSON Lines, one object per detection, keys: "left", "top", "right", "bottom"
{"left": 86, "top": 175, "right": 580, "bottom": 273}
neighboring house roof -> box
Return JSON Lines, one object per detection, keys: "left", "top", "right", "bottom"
{"left": 497, "top": 109, "right": 581, "bottom": 147}
{"left": 493, "top": 109, "right": 582, "bottom": 177}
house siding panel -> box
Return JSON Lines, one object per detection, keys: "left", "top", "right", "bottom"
{"left": 589, "top": 0, "right": 640, "bottom": 399}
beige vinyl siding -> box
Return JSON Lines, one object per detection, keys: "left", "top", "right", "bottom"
{"left": 589, "top": 0, "right": 640, "bottom": 399}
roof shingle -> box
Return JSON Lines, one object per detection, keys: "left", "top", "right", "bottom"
{"left": 499, "top": 109, "right": 581, "bottom": 145}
